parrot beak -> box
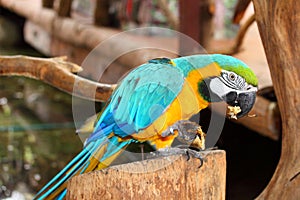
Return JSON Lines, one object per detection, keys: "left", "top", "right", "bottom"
{"left": 224, "top": 91, "right": 256, "bottom": 118}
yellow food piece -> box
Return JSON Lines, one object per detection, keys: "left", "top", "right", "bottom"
{"left": 191, "top": 127, "right": 206, "bottom": 150}
{"left": 227, "top": 106, "right": 241, "bottom": 120}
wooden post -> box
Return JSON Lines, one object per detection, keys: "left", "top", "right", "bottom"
{"left": 179, "top": 0, "right": 214, "bottom": 55}
{"left": 94, "top": 0, "right": 110, "bottom": 26}
{"left": 66, "top": 150, "right": 226, "bottom": 199}
{"left": 42, "top": 0, "right": 54, "bottom": 8}
{"left": 252, "top": 0, "right": 300, "bottom": 199}
{"left": 57, "top": 0, "right": 73, "bottom": 17}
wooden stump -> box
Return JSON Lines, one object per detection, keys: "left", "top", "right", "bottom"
{"left": 252, "top": 0, "right": 300, "bottom": 199}
{"left": 66, "top": 150, "right": 226, "bottom": 200}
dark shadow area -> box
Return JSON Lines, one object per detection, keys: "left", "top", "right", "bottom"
{"left": 200, "top": 108, "right": 281, "bottom": 200}
{"left": 220, "top": 120, "right": 280, "bottom": 199}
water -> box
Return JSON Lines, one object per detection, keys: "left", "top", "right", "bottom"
{"left": 0, "top": 46, "right": 83, "bottom": 199}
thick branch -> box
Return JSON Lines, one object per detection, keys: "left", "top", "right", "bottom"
{"left": 94, "top": 0, "right": 110, "bottom": 26}
{"left": 42, "top": 0, "right": 54, "bottom": 8}
{"left": 0, "top": 55, "right": 115, "bottom": 102}
{"left": 253, "top": 0, "right": 300, "bottom": 199}
{"left": 232, "top": 0, "right": 252, "bottom": 24}
{"left": 56, "top": 0, "right": 73, "bottom": 17}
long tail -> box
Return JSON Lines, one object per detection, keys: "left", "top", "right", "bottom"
{"left": 34, "top": 128, "right": 132, "bottom": 200}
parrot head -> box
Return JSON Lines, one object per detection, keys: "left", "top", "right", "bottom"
{"left": 196, "top": 54, "right": 258, "bottom": 118}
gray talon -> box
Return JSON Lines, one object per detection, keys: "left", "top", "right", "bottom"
{"left": 186, "top": 148, "right": 204, "bottom": 168}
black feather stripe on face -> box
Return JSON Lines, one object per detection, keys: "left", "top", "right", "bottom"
{"left": 198, "top": 78, "right": 222, "bottom": 103}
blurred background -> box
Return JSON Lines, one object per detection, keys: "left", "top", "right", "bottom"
{"left": 0, "top": 0, "right": 280, "bottom": 199}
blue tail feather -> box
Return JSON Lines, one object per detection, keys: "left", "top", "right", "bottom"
{"left": 100, "top": 136, "right": 131, "bottom": 162}
{"left": 56, "top": 189, "right": 67, "bottom": 200}
{"left": 35, "top": 141, "right": 100, "bottom": 200}
{"left": 34, "top": 125, "right": 133, "bottom": 200}
{"left": 34, "top": 142, "right": 94, "bottom": 198}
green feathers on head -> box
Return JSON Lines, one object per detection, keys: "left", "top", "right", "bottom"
{"left": 211, "top": 54, "right": 258, "bottom": 87}
{"left": 172, "top": 54, "right": 258, "bottom": 87}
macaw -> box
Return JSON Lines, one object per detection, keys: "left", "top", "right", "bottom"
{"left": 34, "top": 54, "right": 258, "bottom": 200}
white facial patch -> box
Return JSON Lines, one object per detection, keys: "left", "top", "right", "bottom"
{"left": 209, "top": 72, "right": 258, "bottom": 100}
{"left": 209, "top": 78, "right": 235, "bottom": 99}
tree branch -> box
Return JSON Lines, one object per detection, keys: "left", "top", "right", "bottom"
{"left": 232, "top": 0, "right": 252, "bottom": 24}
{"left": 0, "top": 55, "right": 115, "bottom": 102}
{"left": 252, "top": 0, "right": 300, "bottom": 198}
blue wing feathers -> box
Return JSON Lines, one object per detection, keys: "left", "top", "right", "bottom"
{"left": 92, "top": 62, "right": 185, "bottom": 138}
{"left": 85, "top": 122, "right": 114, "bottom": 144}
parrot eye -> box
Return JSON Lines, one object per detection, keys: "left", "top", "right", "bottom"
{"left": 220, "top": 70, "right": 246, "bottom": 90}
{"left": 229, "top": 73, "right": 236, "bottom": 81}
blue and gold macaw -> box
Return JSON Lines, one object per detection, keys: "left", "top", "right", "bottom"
{"left": 34, "top": 54, "right": 258, "bottom": 199}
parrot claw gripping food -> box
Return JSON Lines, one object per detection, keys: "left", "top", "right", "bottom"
{"left": 161, "top": 120, "right": 206, "bottom": 150}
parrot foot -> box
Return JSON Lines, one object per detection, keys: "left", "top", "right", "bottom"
{"left": 161, "top": 120, "right": 206, "bottom": 150}
{"left": 184, "top": 146, "right": 218, "bottom": 167}
{"left": 186, "top": 147, "right": 204, "bottom": 168}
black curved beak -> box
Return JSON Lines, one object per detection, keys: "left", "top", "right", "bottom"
{"left": 224, "top": 91, "right": 256, "bottom": 118}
